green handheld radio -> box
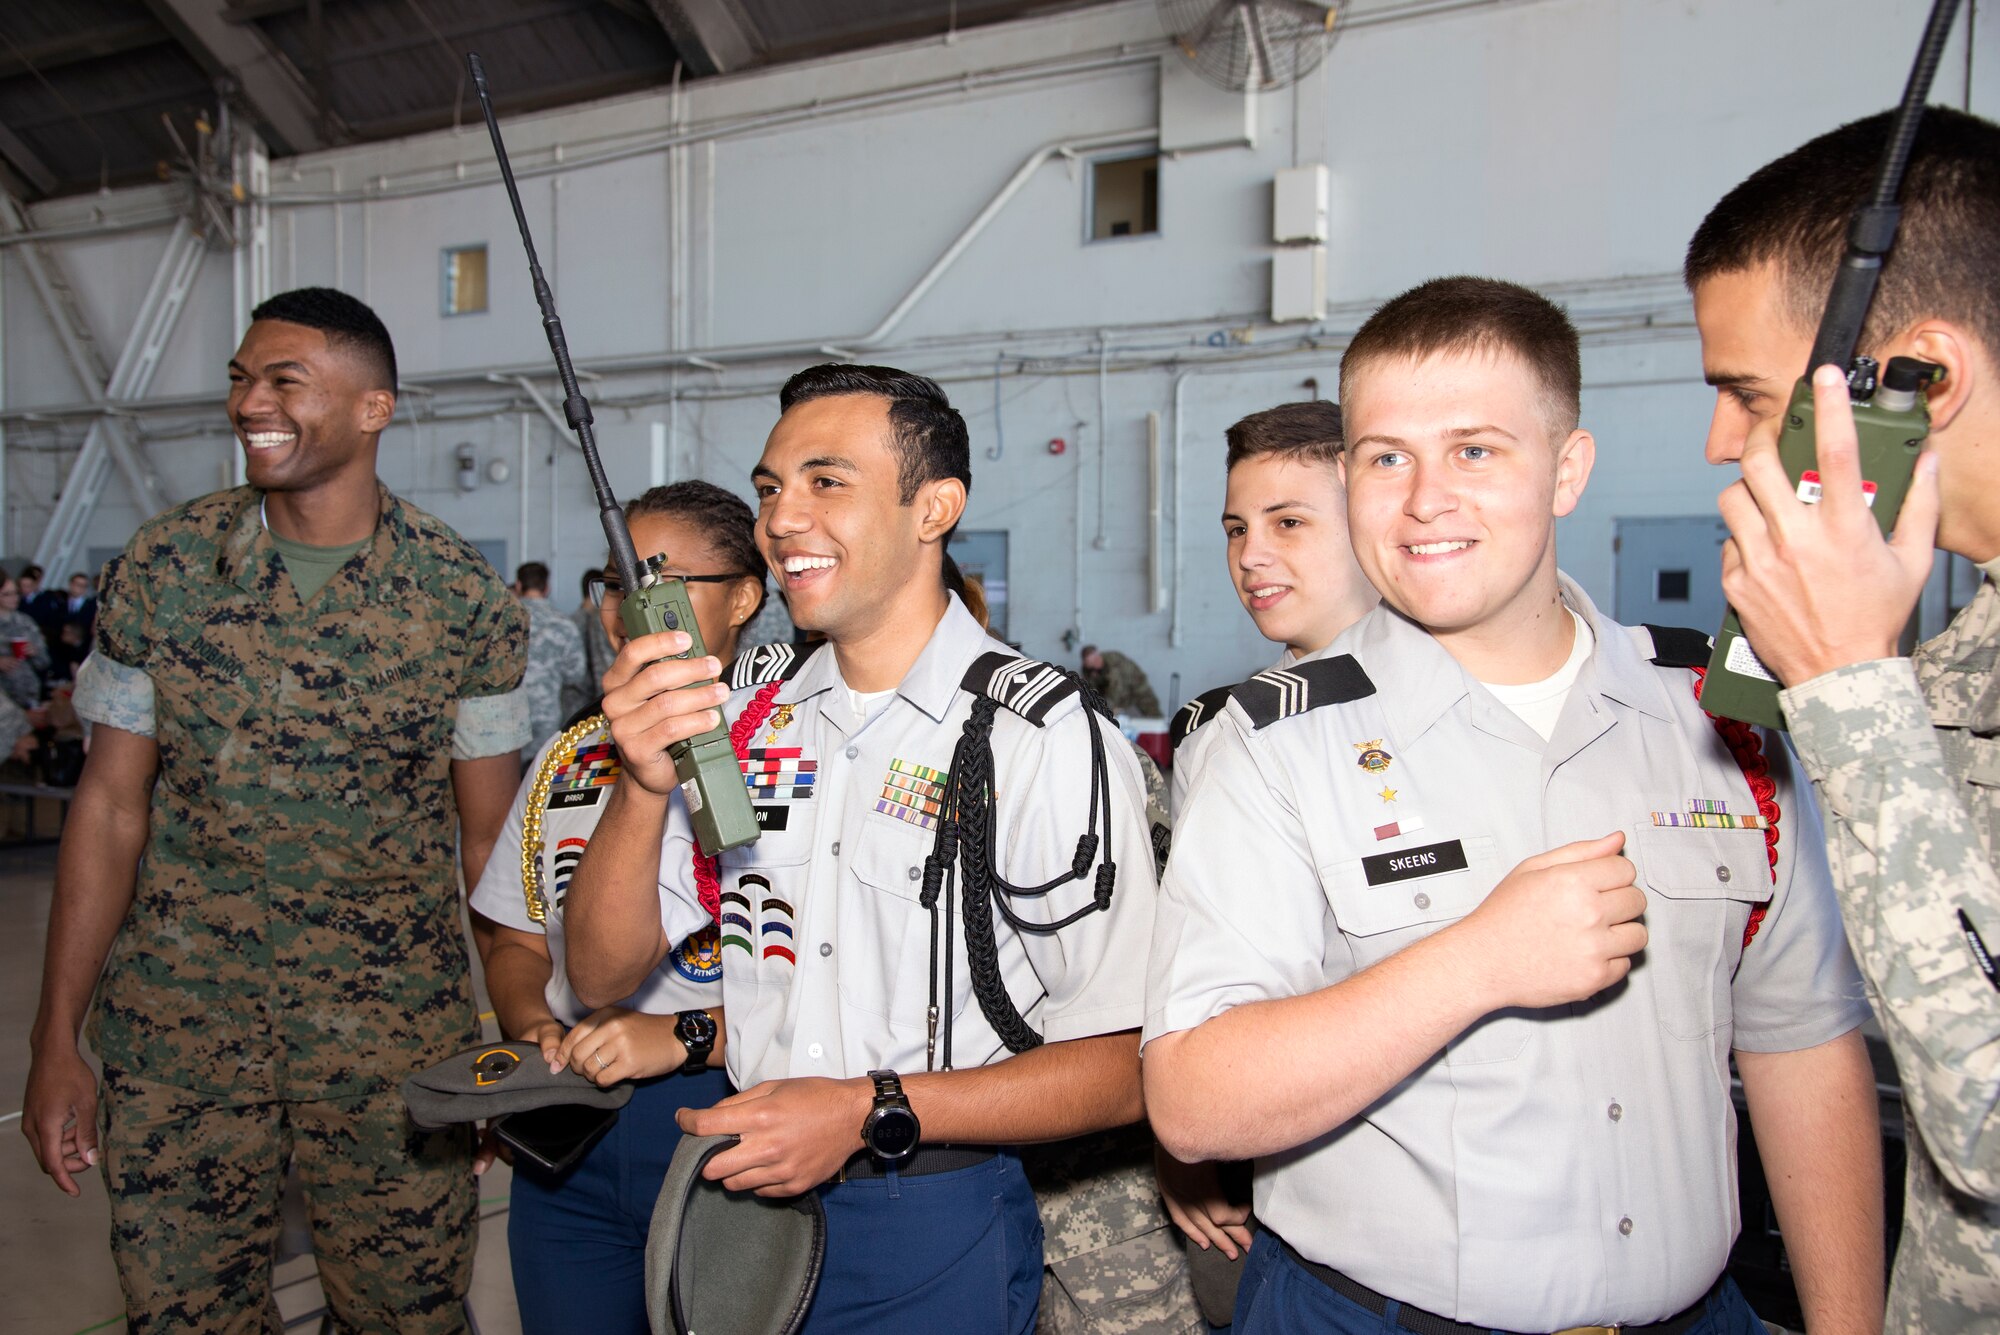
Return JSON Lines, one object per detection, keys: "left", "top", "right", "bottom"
{"left": 469, "top": 54, "right": 760, "bottom": 856}
{"left": 1699, "top": 0, "right": 1961, "bottom": 729}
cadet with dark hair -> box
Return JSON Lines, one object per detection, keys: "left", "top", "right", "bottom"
{"left": 474, "top": 480, "right": 767, "bottom": 1333}
{"left": 1148, "top": 277, "right": 1880, "bottom": 1334}
{"left": 566, "top": 363, "right": 1158, "bottom": 1333}
{"left": 1687, "top": 106, "right": 2000, "bottom": 1334}
{"left": 21, "top": 286, "right": 532, "bottom": 1331}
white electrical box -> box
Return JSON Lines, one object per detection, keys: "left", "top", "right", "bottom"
{"left": 1274, "top": 164, "right": 1329, "bottom": 243}
{"left": 1271, "top": 245, "right": 1327, "bottom": 323}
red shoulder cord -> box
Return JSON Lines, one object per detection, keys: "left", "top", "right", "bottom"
{"left": 1686, "top": 666, "right": 1778, "bottom": 950}
{"left": 692, "top": 680, "right": 784, "bottom": 924}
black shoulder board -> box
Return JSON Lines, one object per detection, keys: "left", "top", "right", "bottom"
{"left": 1642, "top": 625, "right": 1713, "bottom": 670}
{"left": 1230, "top": 655, "right": 1375, "bottom": 729}
{"left": 962, "top": 651, "right": 1081, "bottom": 727}
{"left": 727, "top": 641, "right": 818, "bottom": 692}
{"left": 1170, "top": 686, "right": 1235, "bottom": 751}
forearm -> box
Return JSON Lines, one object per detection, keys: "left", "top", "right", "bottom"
{"left": 1737, "top": 1032, "right": 1884, "bottom": 1334}
{"left": 901, "top": 1032, "right": 1143, "bottom": 1146}
{"left": 565, "top": 782, "right": 675, "bottom": 1007}
{"left": 481, "top": 936, "right": 560, "bottom": 1040}
{"left": 31, "top": 785, "right": 147, "bottom": 1049}
{"left": 1785, "top": 661, "right": 2000, "bottom": 1198}
{"left": 1146, "top": 927, "right": 1490, "bottom": 1163}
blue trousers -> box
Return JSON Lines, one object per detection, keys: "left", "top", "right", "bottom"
{"left": 1235, "top": 1234, "right": 1765, "bottom": 1335}
{"left": 800, "top": 1150, "right": 1044, "bottom": 1335}
{"left": 507, "top": 1066, "right": 732, "bottom": 1335}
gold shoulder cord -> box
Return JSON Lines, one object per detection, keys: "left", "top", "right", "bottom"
{"left": 520, "top": 714, "right": 608, "bottom": 923}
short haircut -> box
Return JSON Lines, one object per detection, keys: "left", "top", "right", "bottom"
{"left": 1685, "top": 106, "right": 2000, "bottom": 356}
{"left": 625, "top": 479, "right": 768, "bottom": 624}
{"left": 18, "top": 564, "right": 41, "bottom": 582}
{"left": 516, "top": 561, "right": 550, "bottom": 593}
{"left": 1225, "top": 400, "right": 1344, "bottom": 471}
{"left": 250, "top": 287, "right": 399, "bottom": 391}
{"left": 778, "top": 364, "right": 971, "bottom": 505}
{"left": 1339, "top": 277, "right": 1582, "bottom": 436}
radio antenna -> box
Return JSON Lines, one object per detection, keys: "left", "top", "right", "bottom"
{"left": 467, "top": 52, "right": 642, "bottom": 592}
{"left": 1807, "top": 0, "right": 1963, "bottom": 373}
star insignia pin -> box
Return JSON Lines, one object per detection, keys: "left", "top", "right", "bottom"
{"left": 1378, "top": 786, "right": 1398, "bottom": 803}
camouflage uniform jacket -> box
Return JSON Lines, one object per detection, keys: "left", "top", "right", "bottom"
{"left": 86, "top": 484, "right": 530, "bottom": 1101}
{"left": 520, "top": 594, "right": 587, "bottom": 757}
{"left": 1085, "top": 652, "right": 1162, "bottom": 719}
{"left": 1781, "top": 572, "right": 2000, "bottom": 1335}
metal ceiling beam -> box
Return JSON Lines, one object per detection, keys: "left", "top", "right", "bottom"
{"left": 0, "top": 122, "right": 58, "bottom": 197}
{"left": 0, "top": 20, "right": 170, "bottom": 79}
{"left": 141, "top": 0, "right": 329, "bottom": 154}
{"left": 645, "top": 0, "right": 761, "bottom": 75}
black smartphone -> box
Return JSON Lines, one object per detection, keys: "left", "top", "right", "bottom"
{"left": 493, "top": 1103, "right": 620, "bottom": 1175}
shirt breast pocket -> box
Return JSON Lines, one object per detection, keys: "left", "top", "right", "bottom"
{"left": 1630, "top": 822, "right": 1771, "bottom": 1041}
{"left": 839, "top": 815, "right": 939, "bottom": 1032}
{"left": 1322, "top": 837, "right": 1526, "bottom": 1064}
{"left": 724, "top": 811, "right": 815, "bottom": 985}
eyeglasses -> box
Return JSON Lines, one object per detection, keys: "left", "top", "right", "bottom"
{"left": 587, "top": 571, "right": 755, "bottom": 608}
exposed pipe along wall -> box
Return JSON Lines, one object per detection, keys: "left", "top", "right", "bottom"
{"left": 0, "top": 0, "right": 1990, "bottom": 702}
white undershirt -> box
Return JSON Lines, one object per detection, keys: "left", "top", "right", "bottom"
{"left": 1480, "top": 609, "right": 1593, "bottom": 742}
{"left": 848, "top": 686, "right": 894, "bottom": 719}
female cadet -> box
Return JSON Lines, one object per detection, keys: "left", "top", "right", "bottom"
{"left": 470, "top": 480, "right": 769, "bottom": 1334}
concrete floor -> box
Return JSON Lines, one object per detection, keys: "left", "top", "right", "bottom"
{"left": 1, "top": 841, "right": 527, "bottom": 1335}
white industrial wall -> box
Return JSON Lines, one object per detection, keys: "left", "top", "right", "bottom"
{"left": 3, "top": 0, "right": 1992, "bottom": 706}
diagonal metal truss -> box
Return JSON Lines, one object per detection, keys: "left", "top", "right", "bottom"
{"left": 11, "top": 204, "right": 204, "bottom": 576}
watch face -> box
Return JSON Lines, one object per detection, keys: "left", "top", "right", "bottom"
{"left": 867, "top": 1106, "right": 920, "bottom": 1159}
{"left": 677, "top": 1011, "right": 717, "bottom": 1045}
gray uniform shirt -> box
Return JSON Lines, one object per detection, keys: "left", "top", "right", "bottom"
{"left": 644, "top": 596, "right": 1158, "bottom": 1090}
{"left": 1144, "top": 577, "right": 1868, "bottom": 1330}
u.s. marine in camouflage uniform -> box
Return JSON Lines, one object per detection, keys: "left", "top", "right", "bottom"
{"left": 20, "top": 289, "right": 530, "bottom": 1334}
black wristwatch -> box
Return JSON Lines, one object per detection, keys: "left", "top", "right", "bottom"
{"left": 860, "top": 1069, "right": 921, "bottom": 1161}
{"left": 674, "top": 1009, "right": 717, "bottom": 1074}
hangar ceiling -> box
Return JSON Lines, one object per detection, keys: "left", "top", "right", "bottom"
{"left": 0, "top": 0, "right": 1099, "bottom": 200}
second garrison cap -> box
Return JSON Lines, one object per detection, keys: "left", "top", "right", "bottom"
{"left": 401, "top": 1041, "right": 634, "bottom": 1129}
{"left": 646, "top": 1134, "right": 825, "bottom": 1335}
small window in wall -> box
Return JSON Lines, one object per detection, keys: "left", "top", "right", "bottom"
{"left": 442, "top": 244, "right": 488, "bottom": 316}
{"left": 1089, "top": 153, "right": 1158, "bottom": 241}
{"left": 1656, "top": 569, "right": 1691, "bottom": 602}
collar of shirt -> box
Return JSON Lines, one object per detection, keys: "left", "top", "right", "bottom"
{"left": 219, "top": 482, "right": 400, "bottom": 612}
{"left": 1334, "top": 573, "right": 1678, "bottom": 753}
{"left": 774, "top": 592, "right": 988, "bottom": 734}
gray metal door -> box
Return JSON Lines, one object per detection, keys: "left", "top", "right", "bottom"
{"left": 1613, "top": 516, "right": 1729, "bottom": 632}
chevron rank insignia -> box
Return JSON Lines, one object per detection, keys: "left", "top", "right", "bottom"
{"left": 962, "top": 651, "right": 1080, "bottom": 726}
{"left": 1171, "top": 685, "right": 1234, "bottom": 751}
{"left": 1229, "top": 655, "right": 1375, "bottom": 729}
{"left": 727, "top": 641, "right": 822, "bottom": 691}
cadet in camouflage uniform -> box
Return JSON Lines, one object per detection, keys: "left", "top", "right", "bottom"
{"left": 20, "top": 288, "right": 531, "bottom": 1334}
{"left": 1689, "top": 108, "right": 2000, "bottom": 1334}
{"left": 1081, "top": 646, "right": 1162, "bottom": 718}
{"left": 514, "top": 560, "right": 589, "bottom": 762}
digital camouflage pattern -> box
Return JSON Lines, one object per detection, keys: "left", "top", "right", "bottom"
{"left": 519, "top": 593, "right": 587, "bottom": 759}
{"left": 0, "top": 604, "right": 49, "bottom": 705}
{"left": 86, "top": 483, "right": 530, "bottom": 1101}
{"left": 98, "top": 1064, "right": 475, "bottom": 1333}
{"left": 1085, "top": 651, "right": 1162, "bottom": 719}
{"left": 1781, "top": 574, "right": 2000, "bottom": 1335}
{"left": 1024, "top": 1124, "right": 1204, "bottom": 1335}
{"left": 1023, "top": 761, "right": 1200, "bottom": 1335}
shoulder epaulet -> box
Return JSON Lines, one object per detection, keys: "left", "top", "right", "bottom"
{"left": 1170, "top": 686, "right": 1235, "bottom": 750}
{"left": 1223, "top": 655, "right": 1376, "bottom": 729}
{"left": 726, "top": 641, "right": 817, "bottom": 692}
{"left": 961, "top": 651, "right": 1081, "bottom": 727}
{"left": 1641, "top": 624, "right": 1713, "bottom": 670}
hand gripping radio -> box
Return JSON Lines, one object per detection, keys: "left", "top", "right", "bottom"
{"left": 470, "top": 53, "right": 759, "bottom": 855}
{"left": 1699, "top": 0, "right": 1961, "bottom": 728}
